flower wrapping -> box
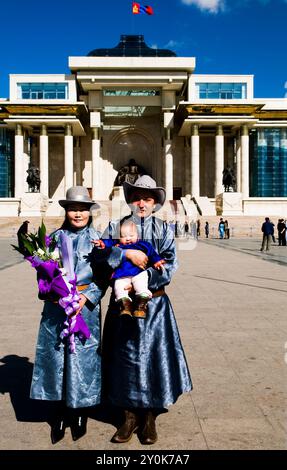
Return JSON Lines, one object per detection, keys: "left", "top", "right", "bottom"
{"left": 12, "top": 221, "right": 91, "bottom": 353}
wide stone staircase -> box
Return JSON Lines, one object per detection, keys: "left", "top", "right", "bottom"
{"left": 0, "top": 199, "right": 282, "bottom": 239}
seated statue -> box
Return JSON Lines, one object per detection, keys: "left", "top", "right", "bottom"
{"left": 222, "top": 166, "right": 236, "bottom": 192}
{"left": 26, "top": 164, "right": 41, "bottom": 193}
{"left": 114, "top": 158, "right": 146, "bottom": 186}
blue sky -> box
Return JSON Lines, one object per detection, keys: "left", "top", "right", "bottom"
{"left": 1, "top": 0, "right": 287, "bottom": 98}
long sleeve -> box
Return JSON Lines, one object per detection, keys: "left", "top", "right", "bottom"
{"left": 81, "top": 282, "right": 103, "bottom": 306}
{"left": 145, "top": 242, "right": 163, "bottom": 265}
{"left": 147, "top": 224, "right": 178, "bottom": 291}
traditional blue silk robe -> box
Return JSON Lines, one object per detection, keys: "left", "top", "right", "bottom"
{"left": 30, "top": 225, "right": 103, "bottom": 408}
{"left": 102, "top": 214, "right": 192, "bottom": 409}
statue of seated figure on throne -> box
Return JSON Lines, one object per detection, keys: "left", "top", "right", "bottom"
{"left": 114, "top": 158, "right": 147, "bottom": 186}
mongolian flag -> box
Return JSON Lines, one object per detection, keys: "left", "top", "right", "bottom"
{"left": 132, "top": 2, "right": 154, "bottom": 15}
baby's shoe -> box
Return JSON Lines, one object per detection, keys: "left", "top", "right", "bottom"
{"left": 119, "top": 298, "right": 133, "bottom": 317}
{"left": 133, "top": 294, "right": 150, "bottom": 319}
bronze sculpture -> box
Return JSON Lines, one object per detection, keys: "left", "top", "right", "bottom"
{"left": 114, "top": 158, "right": 146, "bottom": 186}
{"left": 26, "top": 164, "right": 41, "bottom": 192}
{"left": 222, "top": 166, "right": 236, "bottom": 192}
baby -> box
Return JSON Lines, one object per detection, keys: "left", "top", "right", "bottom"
{"left": 92, "top": 219, "right": 165, "bottom": 318}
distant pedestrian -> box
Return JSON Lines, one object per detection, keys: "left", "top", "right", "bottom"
{"left": 197, "top": 219, "right": 201, "bottom": 237}
{"left": 270, "top": 219, "right": 276, "bottom": 243}
{"left": 260, "top": 217, "right": 274, "bottom": 252}
{"left": 190, "top": 221, "right": 197, "bottom": 239}
{"left": 224, "top": 220, "right": 230, "bottom": 239}
{"left": 277, "top": 219, "right": 286, "bottom": 246}
{"left": 218, "top": 218, "right": 225, "bottom": 239}
{"left": 184, "top": 220, "right": 189, "bottom": 237}
{"left": 204, "top": 221, "right": 209, "bottom": 238}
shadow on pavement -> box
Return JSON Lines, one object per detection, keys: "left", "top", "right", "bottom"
{"left": 0, "top": 354, "right": 53, "bottom": 422}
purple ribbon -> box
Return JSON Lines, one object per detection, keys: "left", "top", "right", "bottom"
{"left": 58, "top": 232, "right": 91, "bottom": 353}
{"left": 26, "top": 232, "right": 91, "bottom": 353}
{"left": 59, "top": 288, "right": 91, "bottom": 353}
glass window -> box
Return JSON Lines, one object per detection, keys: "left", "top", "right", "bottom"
{"left": 250, "top": 128, "right": 287, "bottom": 197}
{"left": 0, "top": 128, "right": 14, "bottom": 197}
{"left": 18, "top": 83, "right": 68, "bottom": 99}
{"left": 104, "top": 89, "right": 160, "bottom": 96}
{"left": 196, "top": 82, "right": 247, "bottom": 99}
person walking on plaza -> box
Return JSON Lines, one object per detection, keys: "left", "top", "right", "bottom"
{"left": 197, "top": 219, "right": 201, "bottom": 237}
{"left": 100, "top": 175, "right": 192, "bottom": 445}
{"left": 204, "top": 221, "right": 209, "bottom": 238}
{"left": 29, "top": 186, "right": 115, "bottom": 445}
{"left": 260, "top": 217, "right": 274, "bottom": 252}
{"left": 277, "top": 218, "right": 286, "bottom": 246}
{"left": 224, "top": 219, "right": 230, "bottom": 239}
{"left": 218, "top": 218, "right": 225, "bottom": 239}
{"left": 270, "top": 219, "right": 276, "bottom": 243}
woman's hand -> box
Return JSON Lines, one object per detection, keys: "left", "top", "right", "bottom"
{"left": 74, "top": 293, "right": 87, "bottom": 316}
{"left": 125, "top": 249, "right": 148, "bottom": 270}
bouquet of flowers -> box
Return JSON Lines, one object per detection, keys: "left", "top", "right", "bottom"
{"left": 12, "top": 221, "right": 90, "bottom": 353}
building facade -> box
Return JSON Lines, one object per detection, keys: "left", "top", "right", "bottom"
{"left": 1, "top": 35, "right": 287, "bottom": 217}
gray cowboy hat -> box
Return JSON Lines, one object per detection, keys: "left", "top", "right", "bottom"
{"left": 123, "top": 175, "right": 166, "bottom": 210}
{"left": 58, "top": 186, "right": 100, "bottom": 209}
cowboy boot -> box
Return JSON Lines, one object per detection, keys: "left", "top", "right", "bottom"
{"left": 139, "top": 410, "right": 158, "bottom": 445}
{"left": 133, "top": 294, "right": 149, "bottom": 319}
{"left": 68, "top": 408, "right": 88, "bottom": 441}
{"left": 111, "top": 409, "right": 139, "bottom": 443}
{"left": 119, "top": 298, "right": 133, "bottom": 317}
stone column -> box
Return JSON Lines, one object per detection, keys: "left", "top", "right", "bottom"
{"left": 39, "top": 124, "right": 49, "bottom": 197}
{"left": 14, "top": 124, "right": 24, "bottom": 198}
{"left": 236, "top": 130, "right": 241, "bottom": 192}
{"left": 64, "top": 124, "right": 74, "bottom": 193}
{"left": 215, "top": 124, "right": 224, "bottom": 196}
{"left": 74, "top": 137, "right": 81, "bottom": 185}
{"left": 91, "top": 127, "right": 101, "bottom": 200}
{"left": 164, "top": 128, "right": 173, "bottom": 200}
{"left": 241, "top": 124, "right": 249, "bottom": 198}
{"left": 163, "top": 112, "right": 174, "bottom": 200}
{"left": 190, "top": 124, "right": 200, "bottom": 199}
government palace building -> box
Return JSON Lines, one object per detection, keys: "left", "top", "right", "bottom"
{"left": 1, "top": 35, "right": 287, "bottom": 219}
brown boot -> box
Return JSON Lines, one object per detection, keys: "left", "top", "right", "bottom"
{"left": 119, "top": 298, "right": 133, "bottom": 317}
{"left": 111, "top": 410, "right": 139, "bottom": 443}
{"left": 133, "top": 295, "right": 149, "bottom": 319}
{"left": 139, "top": 410, "right": 157, "bottom": 445}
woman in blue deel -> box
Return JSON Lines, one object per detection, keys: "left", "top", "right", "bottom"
{"left": 30, "top": 186, "right": 119, "bottom": 445}
{"left": 101, "top": 175, "right": 192, "bottom": 445}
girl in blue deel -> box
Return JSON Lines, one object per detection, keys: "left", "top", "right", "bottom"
{"left": 92, "top": 218, "right": 165, "bottom": 318}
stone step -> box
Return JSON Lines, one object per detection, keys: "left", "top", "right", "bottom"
{"left": 0, "top": 209, "right": 283, "bottom": 239}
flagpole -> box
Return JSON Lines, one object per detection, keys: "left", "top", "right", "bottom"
{"left": 131, "top": 1, "right": 135, "bottom": 33}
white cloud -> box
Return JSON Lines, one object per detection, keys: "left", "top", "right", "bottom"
{"left": 181, "top": 0, "right": 225, "bottom": 13}
{"left": 164, "top": 40, "right": 181, "bottom": 49}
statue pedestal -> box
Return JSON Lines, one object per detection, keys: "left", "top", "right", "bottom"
{"left": 215, "top": 192, "right": 243, "bottom": 216}
{"left": 20, "top": 193, "right": 49, "bottom": 217}
{"left": 111, "top": 186, "right": 125, "bottom": 200}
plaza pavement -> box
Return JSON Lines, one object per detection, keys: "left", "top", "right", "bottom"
{"left": 0, "top": 235, "right": 287, "bottom": 450}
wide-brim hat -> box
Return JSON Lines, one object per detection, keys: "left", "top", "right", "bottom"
{"left": 59, "top": 186, "right": 100, "bottom": 209}
{"left": 123, "top": 175, "right": 166, "bottom": 211}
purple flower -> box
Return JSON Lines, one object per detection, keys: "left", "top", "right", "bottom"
{"left": 45, "top": 235, "right": 52, "bottom": 247}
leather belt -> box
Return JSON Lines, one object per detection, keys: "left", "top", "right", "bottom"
{"left": 152, "top": 288, "right": 165, "bottom": 298}
{"left": 77, "top": 284, "right": 89, "bottom": 291}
